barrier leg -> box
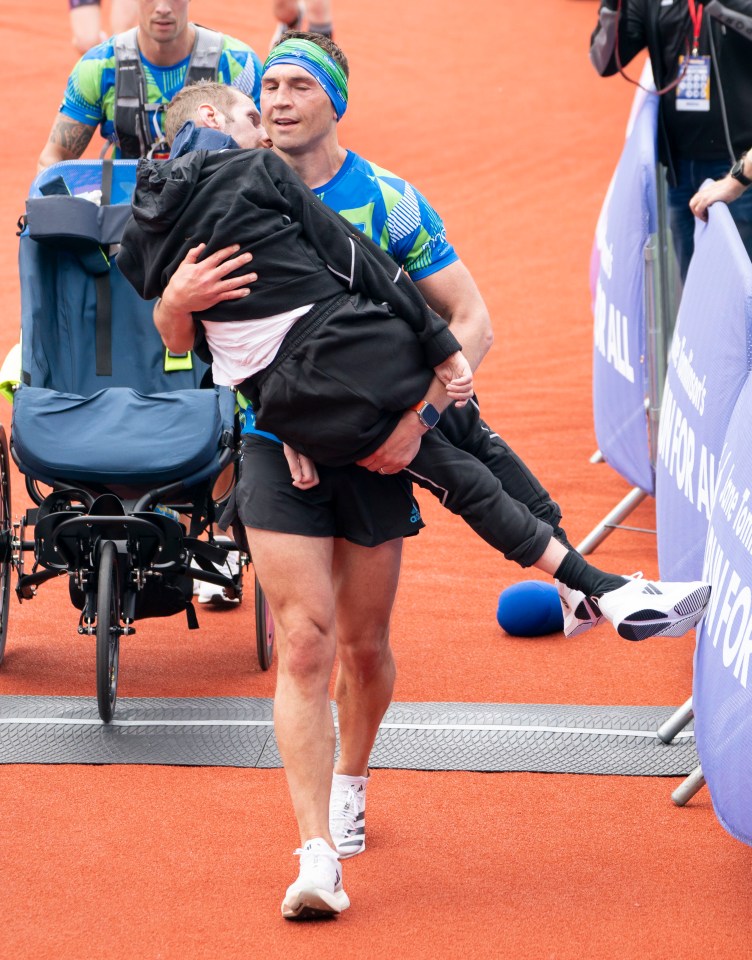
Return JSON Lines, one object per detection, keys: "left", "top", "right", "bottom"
{"left": 657, "top": 696, "right": 693, "bottom": 744}
{"left": 671, "top": 765, "right": 705, "bottom": 806}
{"left": 576, "top": 487, "right": 648, "bottom": 556}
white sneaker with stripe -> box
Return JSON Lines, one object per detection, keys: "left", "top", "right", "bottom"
{"left": 556, "top": 581, "right": 605, "bottom": 637}
{"left": 329, "top": 772, "right": 368, "bottom": 859}
{"left": 281, "top": 838, "right": 349, "bottom": 920}
{"left": 195, "top": 536, "right": 240, "bottom": 606}
{"left": 598, "top": 579, "right": 711, "bottom": 641}
{"left": 557, "top": 573, "right": 643, "bottom": 638}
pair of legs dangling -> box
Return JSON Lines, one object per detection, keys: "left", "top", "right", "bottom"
{"left": 245, "top": 299, "right": 711, "bottom": 649}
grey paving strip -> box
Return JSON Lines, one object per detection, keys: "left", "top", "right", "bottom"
{"left": 0, "top": 696, "right": 697, "bottom": 775}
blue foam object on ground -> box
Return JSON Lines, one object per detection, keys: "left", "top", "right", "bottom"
{"left": 496, "top": 580, "right": 564, "bottom": 637}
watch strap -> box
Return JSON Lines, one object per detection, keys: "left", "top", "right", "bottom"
{"left": 730, "top": 155, "right": 752, "bottom": 187}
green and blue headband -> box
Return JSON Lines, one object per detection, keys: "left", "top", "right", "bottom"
{"left": 264, "top": 38, "right": 348, "bottom": 121}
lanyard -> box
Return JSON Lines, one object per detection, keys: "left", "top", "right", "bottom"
{"left": 687, "top": 0, "right": 704, "bottom": 56}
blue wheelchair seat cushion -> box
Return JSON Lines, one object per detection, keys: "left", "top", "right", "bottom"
{"left": 496, "top": 580, "right": 564, "bottom": 637}
{"left": 12, "top": 386, "right": 225, "bottom": 485}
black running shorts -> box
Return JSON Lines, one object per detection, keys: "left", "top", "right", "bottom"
{"left": 236, "top": 435, "right": 424, "bottom": 547}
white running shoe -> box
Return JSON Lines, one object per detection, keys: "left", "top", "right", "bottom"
{"left": 556, "top": 581, "right": 605, "bottom": 638}
{"left": 196, "top": 536, "right": 240, "bottom": 606}
{"left": 329, "top": 772, "right": 368, "bottom": 859}
{"left": 557, "top": 573, "right": 643, "bottom": 638}
{"left": 281, "top": 838, "right": 350, "bottom": 920}
{"left": 598, "top": 579, "right": 711, "bottom": 641}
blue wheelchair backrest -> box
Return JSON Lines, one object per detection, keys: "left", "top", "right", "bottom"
{"left": 12, "top": 160, "right": 235, "bottom": 489}
{"left": 19, "top": 160, "right": 207, "bottom": 396}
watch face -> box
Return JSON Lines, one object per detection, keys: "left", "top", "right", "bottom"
{"left": 420, "top": 402, "right": 441, "bottom": 429}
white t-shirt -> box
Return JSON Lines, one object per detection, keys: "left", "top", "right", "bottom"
{"left": 202, "top": 304, "right": 313, "bottom": 385}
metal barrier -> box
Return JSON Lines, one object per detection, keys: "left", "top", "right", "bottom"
{"left": 655, "top": 697, "right": 706, "bottom": 806}
{"left": 581, "top": 163, "right": 678, "bottom": 555}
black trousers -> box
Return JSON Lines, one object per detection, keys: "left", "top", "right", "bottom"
{"left": 244, "top": 293, "right": 560, "bottom": 567}
{"left": 436, "top": 399, "right": 574, "bottom": 552}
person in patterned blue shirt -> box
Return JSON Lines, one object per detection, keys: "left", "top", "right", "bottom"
{"left": 40, "top": 0, "right": 262, "bottom": 169}
{"left": 154, "top": 35, "right": 568, "bottom": 920}
{"left": 155, "top": 41, "right": 710, "bottom": 921}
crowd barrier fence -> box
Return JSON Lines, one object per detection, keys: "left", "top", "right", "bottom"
{"left": 582, "top": 83, "right": 675, "bottom": 554}
{"left": 590, "top": 87, "right": 752, "bottom": 843}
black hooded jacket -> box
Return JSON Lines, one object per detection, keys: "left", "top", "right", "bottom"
{"left": 118, "top": 140, "right": 460, "bottom": 368}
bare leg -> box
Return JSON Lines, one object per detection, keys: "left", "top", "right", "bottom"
{"left": 246, "top": 527, "right": 337, "bottom": 847}
{"left": 307, "top": 0, "right": 332, "bottom": 18}
{"left": 110, "top": 0, "right": 139, "bottom": 33}
{"left": 70, "top": 5, "right": 103, "bottom": 53}
{"left": 332, "top": 538, "right": 402, "bottom": 777}
{"left": 532, "top": 536, "right": 567, "bottom": 576}
{"left": 272, "top": 0, "right": 303, "bottom": 25}
{"left": 307, "top": 0, "right": 333, "bottom": 29}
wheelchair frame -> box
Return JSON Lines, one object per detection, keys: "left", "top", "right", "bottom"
{"left": 0, "top": 424, "right": 275, "bottom": 722}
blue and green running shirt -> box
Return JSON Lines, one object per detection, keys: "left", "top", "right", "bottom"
{"left": 315, "top": 150, "right": 458, "bottom": 281}
{"left": 242, "top": 149, "right": 458, "bottom": 435}
{"left": 60, "top": 33, "right": 262, "bottom": 148}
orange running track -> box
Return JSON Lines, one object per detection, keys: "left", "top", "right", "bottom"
{"left": 0, "top": 1, "right": 750, "bottom": 957}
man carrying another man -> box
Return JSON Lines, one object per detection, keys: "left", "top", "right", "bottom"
{"left": 148, "top": 39, "right": 710, "bottom": 920}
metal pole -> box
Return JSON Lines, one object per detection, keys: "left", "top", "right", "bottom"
{"left": 644, "top": 233, "right": 664, "bottom": 469}
{"left": 672, "top": 764, "right": 705, "bottom": 806}
{"left": 655, "top": 163, "right": 680, "bottom": 345}
{"left": 576, "top": 487, "right": 649, "bottom": 556}
{"left": 657, "top": 697, "right": 694, "bottom": 744}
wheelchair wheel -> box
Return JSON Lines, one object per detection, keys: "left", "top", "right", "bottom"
{"left": 255, "top": 574, "right": 275, "bottom": 671}
{"left": 96, "top": 540, "right": 121, "bottom": 723}
{"left": 0, "top": 426, "right": 12, "bottom": 665}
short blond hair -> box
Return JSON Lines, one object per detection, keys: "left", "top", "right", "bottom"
{"left": 164, "top": 81, "right": 246, "bottom": 144}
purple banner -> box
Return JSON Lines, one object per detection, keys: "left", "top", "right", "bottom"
{"left": 696, "top": 373, "right": 752, "bottom": 847}
{"left": 591, "top": 89, "right": 658, "bottom": 494}
{"left": 656, "top": 201, "right": 752, "bottom": 580}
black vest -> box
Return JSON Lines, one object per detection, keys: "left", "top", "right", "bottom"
{"left": 113, "top": 25, "right": 222, "bottom": 159}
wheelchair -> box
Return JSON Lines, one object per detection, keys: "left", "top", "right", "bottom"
{"left": 0, "top": 159, "right": 275, "bottom": 722}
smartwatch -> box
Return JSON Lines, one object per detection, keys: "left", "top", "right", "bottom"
{"left": 411, "top": 400, "right": 441, "bottom": 430}
{"left": 730, "top": 154, "right": 752, "bottom": 188}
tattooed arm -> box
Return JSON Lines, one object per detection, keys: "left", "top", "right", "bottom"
{"left": 38, "top": 114, "right": 97, "bottom": 172}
